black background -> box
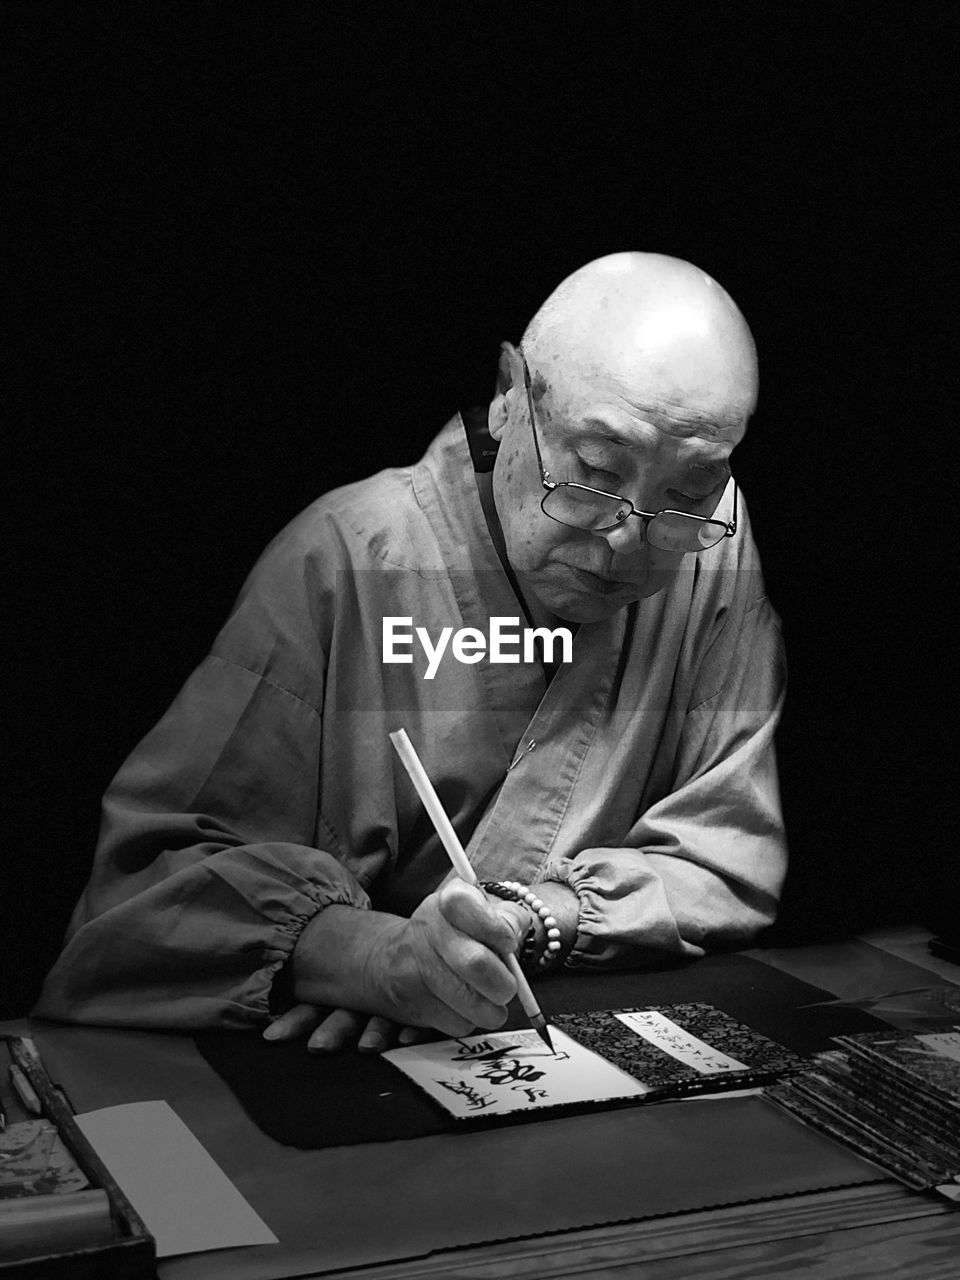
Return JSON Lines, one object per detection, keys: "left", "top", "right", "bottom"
{"left": 6, "top": 3, "right": 955, "bottom": 1016}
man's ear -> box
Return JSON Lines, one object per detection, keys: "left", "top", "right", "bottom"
{"left": 489, "top": 341, "right": 522, "bottom": 441}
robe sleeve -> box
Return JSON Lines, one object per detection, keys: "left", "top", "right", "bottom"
{"left": 545, "top": 590, "right": 787, "bottom": 968}
{"left": 34, "top": 526, "right": 377, "bottom": 1030}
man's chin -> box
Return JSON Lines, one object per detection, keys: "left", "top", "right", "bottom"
{"left": 555, "top": 597, "right": 631, "bottom": 623}
{"left": 633, "top": 567, "right": 681, "bottom": 600}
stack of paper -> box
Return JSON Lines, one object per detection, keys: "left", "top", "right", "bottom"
{"left": 766, "top": 1026, "right": 960, "bottom": 1195}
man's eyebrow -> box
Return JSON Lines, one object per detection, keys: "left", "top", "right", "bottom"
{"left": 575, "top": 418, "right": 638, "bottom": 447}
{"left": 687, "top": 460, "right": 732, "bottom": 483}
{"left": 575, "top": 420, "right": 732, "bottom": 482}
{"left": 578, "top": 414, "right": 735, "bottom": 446}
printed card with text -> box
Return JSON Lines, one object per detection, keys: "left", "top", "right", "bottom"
{"left": 552, "top": 1003, "right": 803, "bottom": 1098}
{"left": 382, "top": 1027, "right": 649, "bottom": 1119}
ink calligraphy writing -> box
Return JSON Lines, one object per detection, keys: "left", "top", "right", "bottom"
{"left": 385, "top": 1027, "right": 648, "bottom": 1118}
{"left": 434, "top": 1078, "right": 495, "bottom": 1110}
{"left": 615, "top": 1011, "right": 748, "bottom": 1074}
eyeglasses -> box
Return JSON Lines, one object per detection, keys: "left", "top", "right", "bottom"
{"left": 519, "top": 348, "right": 738, "bottom": 553}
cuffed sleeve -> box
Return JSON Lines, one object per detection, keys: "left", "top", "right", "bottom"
{"left": 544, "top": 595, "right": 787, "bottom": 968}
{"left": 35, "top": 653, "right": 375, "bottom": 1030}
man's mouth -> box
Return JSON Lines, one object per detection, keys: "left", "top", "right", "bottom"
{"left": 566, "top": 565, "right": 637, "bottom": 593}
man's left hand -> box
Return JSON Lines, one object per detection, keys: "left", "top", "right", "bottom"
{"left": 263, "top": 1004, "right": 428, "bottom": 1053}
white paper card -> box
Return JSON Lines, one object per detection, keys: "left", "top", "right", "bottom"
{"left": 76, "top": 1100, "right": 278, "bottom": 1257}
{"left": 614, "top": 1010, "right": 748, "bottom": 1074}
{"left": 383, "top": 1026, "right": 648, "bottom": 1118}
{"left": 917, "top": 1030, "right": 960, "bottom": 1063}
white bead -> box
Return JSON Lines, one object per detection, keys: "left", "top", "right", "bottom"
{"left": 538, "top": 906, "right": 551, "bottom": 920}
{"left": 547, "top": 927, "right": 561, "bottom": 940}
{"left": 547, "top": 940, "right": 562, "bottom": 952}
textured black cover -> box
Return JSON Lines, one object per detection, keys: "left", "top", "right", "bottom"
{"left": 834, "top": 1027, "right": 960, "bottom": 1109}
{"left": 552, "top": 1001, "right": 803, "bottom": 1097}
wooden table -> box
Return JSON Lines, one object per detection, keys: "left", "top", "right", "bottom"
{"left": 7, "top": 926, "right": 960, "bottom": 1279}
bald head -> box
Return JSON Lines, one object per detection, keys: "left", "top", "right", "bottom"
{"left": 521, "top": 252, "right": 758, "bottom": 429}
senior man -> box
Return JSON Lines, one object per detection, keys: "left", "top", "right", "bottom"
{"left": 36, "top": 252, "right": 786, "bottom": 1053}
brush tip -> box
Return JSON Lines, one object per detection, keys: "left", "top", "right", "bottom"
{"left": 532, "top": 1017, "right": 556, "bottom": 1054}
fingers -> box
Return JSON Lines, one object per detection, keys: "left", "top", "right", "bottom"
{"left": 412, "top": 891, "right": 517, "bottom": 1014}
{"left": 262, "top": 1003, "right": 324, "bottom": 1041}
{"left": 356, "top": 1015, "right": 396, "bottom": 1054}
{"left": 265, "top": 1005, "right": 424, "bottom": 1054}
{"left": 419, "top": 962, "right": 512, "bottom": 1039}
{"left": 307, "top": 1008, "right": 369, "bottom": 1053}
{"left": 308, "top": 1011, "right": 418, "bottom": 1054}
{"left": 340, "top": 885, "right": 525, "bottom": 1038}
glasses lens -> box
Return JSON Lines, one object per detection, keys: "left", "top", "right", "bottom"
{"left": 649, "top": 514, "right": 727, "bottom": 552}
{"left": 542, "top": 485, "right": 631, "bottom": 531}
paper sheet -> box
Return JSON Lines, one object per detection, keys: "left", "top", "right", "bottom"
{"left": 383, "top": 1026, "right": 648, "bottom": 1118}
{"left": 76, "top": 1100, "right": 277, "bottom": 1257}
{"left": 614, "top": 1010, "right": 750, "bottom": 1073}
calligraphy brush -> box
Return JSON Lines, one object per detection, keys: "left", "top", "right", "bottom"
{"left": 389, "top": 728, "right": 555, "bottom": 1053}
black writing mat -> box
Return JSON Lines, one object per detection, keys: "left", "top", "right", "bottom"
{"left": 195, "top": 953, "right": 882, "bottom": 1149}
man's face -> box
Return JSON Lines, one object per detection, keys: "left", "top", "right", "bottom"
{"left": 489, "top": 353, "right": 750, "bottom": 624}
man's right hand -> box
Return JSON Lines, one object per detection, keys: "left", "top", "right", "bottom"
{"left": 290, "top": 880, "right": 528, "bottom": 1038}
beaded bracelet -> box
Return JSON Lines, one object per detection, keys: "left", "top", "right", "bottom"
{"left": 481, "top": 879, "right": 564, "bottom": 971}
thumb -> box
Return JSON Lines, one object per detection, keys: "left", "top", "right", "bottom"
{"left": 438, "top": 879, "right": 522, "bottom": 953}
{"left": 492, "top": 900, "right": 531, "bottom": 953}
{"left": 478, "top": 892, "right": 532, "bottom": 957}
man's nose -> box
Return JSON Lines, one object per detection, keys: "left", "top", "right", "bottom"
{"left": 599, "top": 515, "right": 646, "bottom": 555}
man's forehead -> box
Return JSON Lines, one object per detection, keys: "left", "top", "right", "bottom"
{"left": 558, "top": 403, "right": 745, "bottom": 464}
{"left": 535, "top": 329, "right": 754, "bottom": 425}
{"left": 539, "top": 362, "right": 749, "bottom": 435}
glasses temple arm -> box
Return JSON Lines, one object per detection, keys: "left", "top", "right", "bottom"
{"left": 519, "top": 348, "right": 552, "bottom": 486}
